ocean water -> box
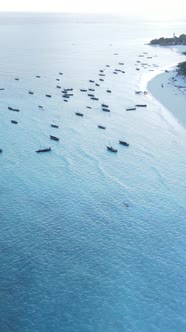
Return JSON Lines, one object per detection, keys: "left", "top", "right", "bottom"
{"left": 0, "top": 14, "right": 186, "bottom": 332}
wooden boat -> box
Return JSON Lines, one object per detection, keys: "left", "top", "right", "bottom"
{"left": 0, "top": 88, "right": 5, "bottom": 91}
{"left": 88, "top": 88, "right": 95, "bottom": 91}
{"left": 95, "top": 83, "right": 100, "bottom": 86}
{"left": 59, "top": 72, "right": 63, "bottom": 75}
{"left": 50, "top": 135, "right": 59, "bottom": 141}
{"left": 28, "top": 91, "right": 34, "bottom": 94}
{"left": 119, "top": 140, "right": 129, "bottom": 146}
{"left": 126, "top": 108, "right": 136, "bottom": 111}
{"left": 106, "top": 65, "right": 110, "bottom": 67}
{"left": 136, "top": 104, "right": 147, "bottom": 107}
{"left": 102, "top": 108, "right": 110, "bottom": 112}
{"left": 89, "top": 80, "right": 95, "bottom": 83}
{"left": 36, "top": 147, "right": 51, "bottom": 153}
{"left": 11, "top": 120, "right": 18, "bottom": 124}
{"left": 56, "top": 78, "right": 60, "bottom": 81}
{"left": 46, "top": 94, "right": 52, "bottom": 98}
{"left": 51, "top": 124, "right": 59, "bottom": 128}
{"left": 36, "top": 75, "right": 40, "bottom": 78}
{"left": 38, "top": 105, "right": 43, "bottom": 109}
{"left": 135, "top": 91, "right": 142, "bottom": 94}
{"left": 101, "top": 104, "right": 109, "bottom": 107}
{"left": 0, "top": 149, "right": 2, "bottom": 153}
{"left": 107, "top": 146, "right": 117, "bottom": 152}
{"left": 99, "top": 79, "right": 104, "bottom": 81}
{"left": 8, "top": 107, "right": 20, "bottom": 112}
{"left": 98, "top": 125, "right": 106, "bottom": 129}
{"left": 88, "top": 93, "right": 94, "bottom": 97}
{"left": 91, "top": 97, "right": 99, "bottom": 101}
{"left": 75, "top": 112, "right": 83, "bottom": 116}
{"left": 80, "top": 89, "right": 87, "bottom": 92}
{"left": 15, "top": 78, "right": 20, "bottom": 81}
{"left": 86, "top": 106, "right": 92, "bottom": 109}
{"left": 118, "top": 62, "right": 124, "bottom": 65}
{"left": 56, "top": 85, "right": 61, "bottom": 88}
{"left": 106, "top": 90, "right": 111, "bottom": 93}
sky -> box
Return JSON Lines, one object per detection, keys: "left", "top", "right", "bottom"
{"left": 0, "top": 0, "right": 185, "bottom": 19}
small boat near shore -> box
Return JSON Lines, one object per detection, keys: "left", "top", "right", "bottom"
{"left": 75, "top": 112, "right": 83, "bottom": 116}
{"left": 11, "top": 120, "right": 18, "bottom": 124}
{"left": 50, "top": 135, "right": 59, "bottom": 141}
{"left": 28, "top": 91, "right": 34, "bottom": 94}
{"left": 119, "top": 140, "right": 129, "bottom": 146}
{"left": 8, "top": 107, "right": 20, "bottom": 112}
{"left": 102, "top": 108, "right": 110, "bottom": 112}
{"left": 106, "top": 90, "right": 111, "bottom": 93}
{"left": 107, "top": 146, "right": 117, "bottom": 152}
{"left": 36, "top": 147, "right": 51, "bottom": 153}
{"left": 51, "top": 124, "right": 59, "bottom": 128}
{"left": 102, "top": 104, "right": 109, "bottom": 107}
{"left": 46, "top": 94, "right": 52, "bottom": 98}
{"left": 126, "top": 107, "right": 136, "bottom": 111}
{"left": 98, "top": 125, "right": 106, "bottom": 129}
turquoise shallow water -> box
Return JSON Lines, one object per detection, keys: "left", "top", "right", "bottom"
{"left": 0, "top": 14, "right": 186, "bottom": 331}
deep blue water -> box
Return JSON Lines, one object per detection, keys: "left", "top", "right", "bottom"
{"left": 0, "top": 14, "right": 186, "bottom": 331}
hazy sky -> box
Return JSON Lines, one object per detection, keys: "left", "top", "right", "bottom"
{"left": 0, "top": 0, "right": 185, "bottom": 19}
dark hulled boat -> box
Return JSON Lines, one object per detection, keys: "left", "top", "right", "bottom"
{"left": 11, "top": 120, "right": 18, "bottom": 124}
{"left": 50, "top": 135, "right": 59, "bottom": 141}
{"left": 102, "top": 108, "right": 110, "bottom": 112}
{"left": 75, "top": 112, "right": 83, "bottom": 116}
{"left": 46, "top": 94, "right": 52, "bottom": 98}
{"left": 51, "top": 124, "right": 59, "bottom": 128}
{"left": 29, "top": 91, "right": 34, "bottom": 94}
{"left": 98, "top": 125, "right": 106, "bottom": 129}
{"left": 119, "top": 141, "right": 129, "bottom": 146}
{"left": 107, "top": 146, "right": 117, "bottom": 152}
{"left": 8, "top": 107, "right": 20, "bottom": 112}
{"left": 136, "top": 104, "right": 147, "bottom": 107}
{"left": 36, "top": 147, "right": 51, "bottom": 153}
{"left": 126, "top": 108, "right": 136, "bottom": 111}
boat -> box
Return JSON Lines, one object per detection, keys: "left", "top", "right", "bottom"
{"left": 106, "top": 90, "right": 111, "bottom": 93}
{"left": 91, "top": 97, "right": 99, "bottom": 101}
{"left": 100, "top": 70, "right": 104, "bottom": 72}
{"left": 75, "top": 112, "right": 83, "bottom": 116}
{"left": 46, "top": 94, "right": 52, "bottom": 98}
{"left": 119, "top": 140, "right": 129, "bottom": 146}
{"left": 51, "top": 124, "right": 59, "bottom": 128}
{"left": 99, "top": 79, "right": 104, "bottom": 81}
{"left": 36, "top": 147, "right": 51, "bottom": 153}
{"left": 89, "top": 80, "right": 95, "bottom": 83}
{"left": 8, "top": 107, "right": 20, "bottom": 112}
{"left": 107, "top": 146, "right": 117, "bottom": 152}
{"left": 86, "top": 106, "right": 92, "bottom": 109}
{"left": 11, "top": 120, "right": 18, "bottom": 124}
{"left": 136, "top": 68, "right": 140, "bottom": 71}
{"left": 56, "top": 85, "right": 61, "bottom": 88}
{"left": 101, "top": 104, "right": 109, "bottom": 107}
{"left": 0, "top": 149, "right": 2, "bottom": 153}
{"left": 0, "top": 88, "right": 5, "bottom": 91}
{"left": 113, "top": 72, "right": 118, "bottom": 74}
{"left": 15, "top": 78, "right": 20, "bottom": 81}
{"left": 106, "top": 65, "right": 110, "bottom": 67}
{"left": 88, "top": 88, "right": 95, "bottom": 91}
{"left": 102, "top": 108, "right": 110, "bottom": 112}
{"left": 38, "top": 105, "right": 43, "bottom": 109}
{"left": 98, "top": 125, "right": 106, "bottom": 129}
{"left": 28, "top": 91, "right": 34, "bottom": 94}
{"left": 118, "top": 62, "right": 124, "bottom": 65}
{"left": 135, "top": 91, "right": 142, "bottom": 94}
{"left": 36, "top": 75, "right": 40, "bottom": 78}
{"left": 136, "top": 104, "right": 147, "bottom": 107}
{"left": 59, "top": 72, "right": 63, "bottom": 75}
{"left": 99, "top": 74, "right": 105, "bottom": 77}
{"left": 95, "top": 83, "right": 100, "bottom": 86}
{"left": 64, "top": 100, "right": 68, "bottom": 102}
{"left": 126, "top": 108, "right": 136, "bottom": 111}
{"left": 56, "top": 78, "right": 60, "bottom": 81}
{"left": 50, "top": 135, "right": 59, "bottom": 141}
{"left": 88, "top": 93, "right": 94, "bottom": 97}
{"left": 80, "top": 89, "right": 87, "bottom": 92}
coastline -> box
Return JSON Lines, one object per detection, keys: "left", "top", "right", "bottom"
{"left": 147, "top": 68, "right": 186, "bottom": 128}
{"left": 145, "top": 45, "right": 186, "bottom": 128}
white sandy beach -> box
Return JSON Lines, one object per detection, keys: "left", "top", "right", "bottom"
{"left": 147, "top": 47, "right": 186, "bottom": 128}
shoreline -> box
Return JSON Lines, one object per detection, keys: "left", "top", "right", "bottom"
{"left": 147, "top": 67, "right": 186, "bottom": 128}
